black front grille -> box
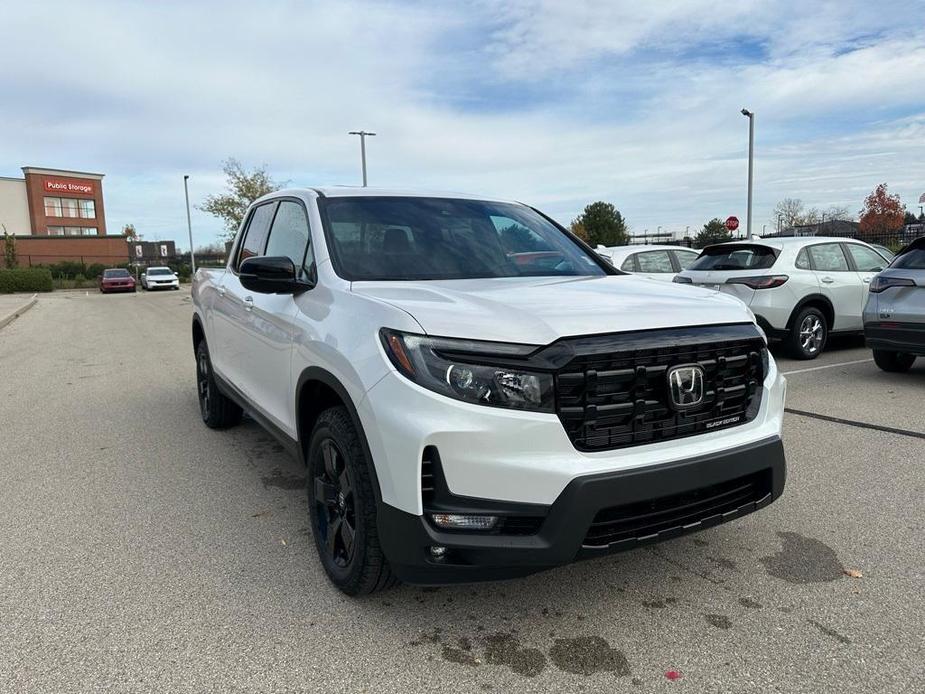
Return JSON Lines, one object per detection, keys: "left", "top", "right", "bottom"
{"left": 555, "top": 326, "right": 766, "bottom": 451}
{"left": 583, "top": 470, "right": 772, "bottom": 548}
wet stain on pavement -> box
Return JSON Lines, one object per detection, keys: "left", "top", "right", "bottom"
{"left": 442, "top": 638, "right": 479, "bottom": 667}
{"left": 808, "top": 619, "right": 851, "bottom": 644}
{"left": 484, "top": 632, "right": 547, "bottom": 677}
{"left": 704, "top": 614, "right": 732, "bottom": 629}
{"left": 739, "top": 597, "right": 762, "bottom": 609}
{"left": 760, "top": 532, "right": 844, "bottom": 584}
{"left": 548, "top": 636, "right": 631, "bottom": 676}
{"left": 708, "top": 556, "right": 738, "bottom": 572}
{"left": 642, "top": 597, "right": 677, "bottom": 609}
{"left": 261, "top": 469, "right": 306, "bottom": 490}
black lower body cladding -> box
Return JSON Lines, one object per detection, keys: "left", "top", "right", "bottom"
{"left": 377, "top": 436, "right": 786, "bottom": 585}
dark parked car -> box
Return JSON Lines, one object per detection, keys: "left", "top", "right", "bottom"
{"left": 99, "top": 268, "right": 136, "bottom": 293}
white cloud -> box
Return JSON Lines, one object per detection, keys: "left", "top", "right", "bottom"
{"left": 0, "top": 0, "right": 922, "bottom": 248}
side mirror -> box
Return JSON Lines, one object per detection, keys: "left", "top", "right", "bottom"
{"left": 239, "top": 256, "right": 311, "bottom": 294}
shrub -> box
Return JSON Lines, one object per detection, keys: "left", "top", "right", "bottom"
{"left": 0, "top": 268, "right": 54, "bottom": 293}
{"left": 73, "top": 273, "right": 87, "bottom": 288}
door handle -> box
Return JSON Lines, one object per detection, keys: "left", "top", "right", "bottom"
{"left": 821, "top": 277, "right": 834, "bottom": 284}
{"left": 863, "top": 277, "right": 872, "bottom": 284}
{"left": 217, "top": 286, "right": 226, "bottom": 297}
{"left": 243, "top": 296, "right": 254, "bottom": 312}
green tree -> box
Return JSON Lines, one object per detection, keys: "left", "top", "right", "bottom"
{"left": 903, "top": 211, "right": 918, "bottom": 225}
{"left": 200, "top": 159, "right": 283, "bottom": 240}
{"left": 693, "top": 218, "right": 732, "bottom": 249}
{"left": 573, "top": 202, "right": 628, "bottom": 246}
{"left": 2, "top": 224, "right": 16, "bottom": 268}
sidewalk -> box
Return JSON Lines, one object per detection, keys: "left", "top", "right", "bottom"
{"left": 0, "top": 293, "right": 38, "bottom": 330}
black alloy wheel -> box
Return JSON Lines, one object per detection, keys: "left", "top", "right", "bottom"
{"left": 197, "top": 345, "right": 212, "bottom": 421}
{"left": 313, "top": 438, "right": 357, "bottom": 569}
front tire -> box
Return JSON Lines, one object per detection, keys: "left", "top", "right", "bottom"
{"left": 872, "top": 349, "right": 916, "bottom": 373}
{"left": 195, "top": 340, "right": 242, "bottom": 429}
{"left": 787, "top": 307, "right": 827, "bottom": 360}
{"left": 307, "top": 407, "right": 396, "bottom": 595}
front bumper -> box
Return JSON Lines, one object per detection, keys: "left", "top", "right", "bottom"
{"left": 147, "top": 280, "right": 180, "bottom": 289}
{"left": 378, "top": 436, "right": 786, "bottom": 584}
{"left": 864, "top": 322, "right": 925, "bottom": 355}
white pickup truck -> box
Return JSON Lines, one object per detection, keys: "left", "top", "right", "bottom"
{"left": 191, "top": 187, "right": 787, "bottom": 595}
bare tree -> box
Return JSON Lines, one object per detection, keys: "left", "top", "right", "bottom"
{"left": 771, "top": 198, "right": 805, "bottom": 229}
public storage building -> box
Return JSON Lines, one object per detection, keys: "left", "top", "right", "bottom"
{"left": 0, "top": 166, "right": 130, "bottom": 266}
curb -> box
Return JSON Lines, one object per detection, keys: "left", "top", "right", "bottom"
{"left": 0, "top": 293, "right": 38, "bottom": 330}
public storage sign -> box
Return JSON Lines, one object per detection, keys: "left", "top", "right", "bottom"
{"left": 43, "top": 177, "right": 95, "bottom": 196}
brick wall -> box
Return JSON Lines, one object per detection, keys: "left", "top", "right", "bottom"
{"left": 0, "top": 236, "right": 129, "bottom": 267}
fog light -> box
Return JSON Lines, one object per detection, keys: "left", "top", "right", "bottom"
{"left": 430, "top": 513, "right": 498, "bottom": 530}
{"left": 429, "top": 545, "right": 447, "bottom": 559}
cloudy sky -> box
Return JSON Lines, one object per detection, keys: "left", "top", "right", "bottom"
{"left": 1, "top": 0, "right": 923, "bottom": 249}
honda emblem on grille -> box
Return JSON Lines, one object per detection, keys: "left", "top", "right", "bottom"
{"left": 667, "top": 364, "right": 705, "bottom": 410}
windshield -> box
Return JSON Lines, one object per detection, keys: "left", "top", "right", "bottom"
{"left": 318, "top": 197, "right": 608, "bottom": 281}
{"left": 148, "top": 268, "right": 173, "bottom": 275}
{"left": 103, "top": 269, "right": 130, "bottom": 278}
{"left": 687, "top": 244, "right": 778, "bottom": 271}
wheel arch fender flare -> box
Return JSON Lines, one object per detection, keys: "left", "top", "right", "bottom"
{"left": 786, "top": 294, "right": 834, "bottom": 331}
{"left": 296, "top": 366, "right": 384, "bottom": 504}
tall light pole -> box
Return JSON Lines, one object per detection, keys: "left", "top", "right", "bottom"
{"left": 741, "top": 109, "right": 755, "bottom": 240}
{"left": 183, "top": 175, "right": 196, "bottom": 274}
{"left": 348, "top": 130, "right": 376, "bottom": 186}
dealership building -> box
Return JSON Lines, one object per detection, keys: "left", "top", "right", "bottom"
{"left": 0, "top": 166, "right": 164, "bottom": 267}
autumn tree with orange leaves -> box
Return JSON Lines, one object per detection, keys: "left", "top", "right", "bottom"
{"left": 858, "top": 183, "right": 905, "bottom": 240}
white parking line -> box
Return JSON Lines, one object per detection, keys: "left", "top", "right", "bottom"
{"left": 782, "top": 358, "right": 874, "bottom": 375}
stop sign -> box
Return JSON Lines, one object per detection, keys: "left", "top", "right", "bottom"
{"left": 725, "top": 216, "right": 740, "bottom": 231}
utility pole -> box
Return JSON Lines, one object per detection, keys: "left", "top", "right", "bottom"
{"left": 184, "top": 175, "right": 196, "bottom": 274}
{"left": 348, "top": 131, "right": 376, "bottom": 186}
{"left": 741, "top": 109, "right": 755, "bottom": 239}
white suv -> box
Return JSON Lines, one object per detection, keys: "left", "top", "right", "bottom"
{"left": 191, "top": 188, "right": 787, "bottom": 594}
{"left": 675, "top": 237, "right": 890, "bottom": 359}
{"left": 597, "top": 244, "right": 700, "bottom": 281}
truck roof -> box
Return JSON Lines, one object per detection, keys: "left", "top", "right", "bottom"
{"left": 271, "top": 186, "right": 518, "bottom": 204}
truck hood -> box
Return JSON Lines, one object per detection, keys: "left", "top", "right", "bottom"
{"left": 351, "top": 275, "right": 754, "bottom": 344}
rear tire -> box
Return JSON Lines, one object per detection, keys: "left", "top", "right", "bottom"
{"left": 872, "top": 349, "right": 916, "bottom": 373}
{"left": 195, "top": 340, "right": 242, "bottom": 429}
{"left": 307, "top": 406, "right": 397, "bottom": 595}
{"left": 787, "top": 307, "right": 827, "bottom": 360}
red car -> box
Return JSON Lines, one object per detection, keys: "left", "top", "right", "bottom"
{"left": 99, "top": 268, "right": 136, "bottom": 293}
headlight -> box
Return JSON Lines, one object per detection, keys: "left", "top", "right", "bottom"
{"left": 379, "top": 329, "right": 555, "bottom": 412}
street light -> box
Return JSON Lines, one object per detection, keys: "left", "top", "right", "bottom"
{"left": 741, "top": 109, "right": 755, "bottom": 241}
{"left": 348, "top": 130, "right": 376, "bottom": 186}
{"left": 183, "top": 175, "right": 196, "bottom": 274}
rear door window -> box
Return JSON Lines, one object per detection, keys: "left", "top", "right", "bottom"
{"left": 844, "top": 244, "right": 887, "bottom": 272}
{"left": 808, "top": 243, "right": 850, "bottom": 272}
{"left": 673, "top": 250, "right": 699, "bottom": 270}
{"left": 635, "top": 250, "right": 674, "bottom": 273}
{"left": 687, "top": 245, "right": 777, "bottom": 271}
{"left": 620, "top": 256, "right": 636, "bottom": 272}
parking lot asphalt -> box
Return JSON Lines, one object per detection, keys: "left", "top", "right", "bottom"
{"left": 1, "top": 289, "right": 923, "bottom": 693}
